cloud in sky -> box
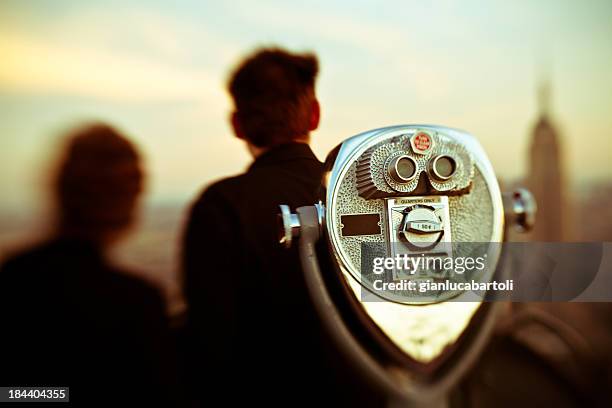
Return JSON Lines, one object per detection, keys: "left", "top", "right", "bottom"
{"left": 0, "top": 33, "right": 221, "bottom": 103}
{"left": 0, "top": 7, "right": 233, "bottom": 104}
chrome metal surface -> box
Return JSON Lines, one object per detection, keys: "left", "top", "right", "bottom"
{"left": 278, "top": 204, "right": 301, "bottom": 249}
{"left": 503, "top": 188, "right": 537, "bottom": 233}
{"left": 279, "top": 125, "right": 508, "bottom": 406}
{"left": 323, "top": 125, "right": 504, "bottom": 363}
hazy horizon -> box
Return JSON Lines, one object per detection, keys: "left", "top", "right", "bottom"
{"left": 2, "top": 0, "right": 612, "bottom": 213}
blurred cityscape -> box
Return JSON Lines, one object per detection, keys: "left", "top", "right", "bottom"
{"left": 509, "top": 81, "right": 612, "bottom": 242}
{"left": 0, "top": 82, "right": 611, "bottom": 313}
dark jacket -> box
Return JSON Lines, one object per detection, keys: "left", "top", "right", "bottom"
{"left": 182, "top": 142, "right": 348, "bottom": 404}
{"left": 0, "top": 238, "right": 183, "bottom": 406}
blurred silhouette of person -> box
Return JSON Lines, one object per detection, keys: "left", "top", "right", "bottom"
{"left": 182, "top": 48, "right": 382, "bottom": 406}
{"left": 0, "top": 124, "right": 184, "bottom": 406}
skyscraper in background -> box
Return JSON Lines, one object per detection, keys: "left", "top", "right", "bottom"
{"left": 527, "top": 81, "right": 567, "bottom": 241}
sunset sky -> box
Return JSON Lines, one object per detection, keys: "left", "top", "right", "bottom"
{"left": 1, "top": 0, "right": 611, "bottom": 212}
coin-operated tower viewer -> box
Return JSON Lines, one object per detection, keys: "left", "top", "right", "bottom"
{"left": 279, "top": 125, "right": 536, "bottom": 407}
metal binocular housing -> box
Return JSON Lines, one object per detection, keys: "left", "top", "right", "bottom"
{"left": 278, "top": 125, "right": 536, "bottom": 407}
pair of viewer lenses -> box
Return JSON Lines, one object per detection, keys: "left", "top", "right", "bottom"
{"left": 388, "top": 154, "right": 456, "bottom": 184}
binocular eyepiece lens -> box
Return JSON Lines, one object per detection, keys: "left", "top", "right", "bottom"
{"left": 388, "top": 155, "right": 417, "bottom": 183}
{"left": 429, "top": 155, "right": 456, "bottom": 180}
